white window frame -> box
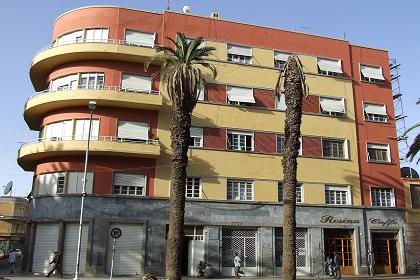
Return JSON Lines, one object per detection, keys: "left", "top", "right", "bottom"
{"left": 360, "top": 64, "right": 385, "bottom": 83}
{"left": 317, "top": 57, "right": 343, "bottom": 77}
{"left": 227, "top": 85, "right": 255, "bottom": 105}
{"left": 227, "top": 179, "right": 254, "bottom": 201}
{"left": 124, "top": 29, "right": 156, "bottom": 47}
{"left": 227, "top": 44, "right": 252, "bottom": 64}
{"left": 44, "top": 120, "right": 73, "bottom": 141}
{"left": 322, "top": 138, "right": 349, "bottom": 159}
{"left": 49, "top": 74, "right": 78, "bottom": 91}
{"left": 277, "top": 182, "right": 303, "bottom": 203}
{"left": 186, "top": 177, "right": 202, "bottom": 199}
{"left": 112, "top": 172, "right": 146, "bottom": 196}
{"left": 367, "top": 143, "right": 391, "bottom": 163}
{"left": 85, "top": 28, "right": 109, "bottom": 43}
{"left": 227, "top": 130, "right": 254, "bottom": 151}
{"left": 319, "top": 96, "right": 346, "bottom": 117}
{"left": 79, "top": 72, "right": 105, "bottom": 89}
{"left": 55, "top": 29, "right": 83, "bottom": 45}
{"left": 274, "top": 51, "right": 292, "bottom": 70}
{"left": 325, "top": 185, "right": 352, "bottom": 205}
{"left": 276, "top": 134, "right": 285, "bottom": 154}
{"left": 370, "top": 187, "right": 395, "bottom": 207}
{"left": 276, "top": 94, "right": 286, "bottom": 111}
{"left": 74, "top": 119, "right": 100, "bottom": 140}
{"left": 363, "top": 102, "right": 388, "bottom": 123}
{"left": 190, "top": 127, "right": 203, "bottom": 147}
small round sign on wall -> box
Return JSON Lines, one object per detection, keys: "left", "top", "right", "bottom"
{"left": 110, "top": 227, "right": 122, "bottom": 239}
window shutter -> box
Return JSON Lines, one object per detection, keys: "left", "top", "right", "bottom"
{"left": 227, "top": 44, "right": 252, "bottom": 56}
{"left": 125, "top": 30, "right": 155, "bottom": 47}
{"left": 367, "top": 143, "right": 388, "bottom": 150}
{"left": 364, "top": 103, "right": 387, "bottom": 115}
{"left": 38, "top": 173, "right": 58, "bottom": 195}
{"left": 118, "top": 121, "right": 149, "bottom": 140}
{"left": 317, "top": 58, "right": 343, "bottom": 73}
{"left": 320, "top": 97, "right": 345, "bottom": 113}
{"left": 74, "top": 119, "right": 99, "bottom": 140}
{"left": 121, "top": 74, "right": 152, "bottom": 92}
{"left": 114, "top": 173, "right": 145, "bottom": 187}
{"left": 190, "top": 127, "right": 203, "bottom": 138}
{"left": 274, "top": 51, "right": 291, "bottom": 61}
{"left": 360, "top": 65, "right": 385, "bottom": 80}
{"left": 67, "top": 172, "right": 93, "bottom": 194}
{"left": 227, "top": 86, "right": 255, "bottom": 103}
{"left": 277, "top": 94, "right": 286, "bottom": 111}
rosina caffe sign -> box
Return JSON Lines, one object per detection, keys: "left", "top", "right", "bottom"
{"left": 320, "top": 215, "right": 398, "bottom": 227}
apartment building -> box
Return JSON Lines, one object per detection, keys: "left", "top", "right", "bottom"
{"left": 18, "top": 6, "right": 407, "bottom": 276}
{"left": 0, "top": 197, "right": 28, "bottom": 251}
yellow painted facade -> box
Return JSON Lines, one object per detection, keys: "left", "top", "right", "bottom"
{"left": 0, "top": 197, "right": 28, "bottom": 250}
{"left": 403, "top": 179, "right": 420, "bottom": 224}
{"left": 153, "top": 40, "right": 361, "bottom": 206}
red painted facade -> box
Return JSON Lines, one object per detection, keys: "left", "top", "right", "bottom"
{"left": 37, "top": 6, "right": 403, "bottom": 208}
{"left": 254, "top": 132, "right": 276, "bottom": 154}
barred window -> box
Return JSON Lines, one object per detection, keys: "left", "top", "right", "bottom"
{"left": 227, "top": 44, "right": 252, "bottom": 64}
{"left": 367, "top": 143, "right": 390, "bottom": 163}
{"left": 371, "top": 187, "right": 395, "bottom": 207}
{"left": 189, "top": 127, "right": 203, "bottom": 147}
{"left": 277, "top": 134, "right": 285, "bottom": 154}
{"left": 227, "top": 131, "right": 253, "bottom": 151}
{"left": 325, "top": 185, "right": 351, "bottom": 205}
{"left": 227, "top": 180, "right": 253, "bottom": 201}
{"left": 322, "top": 139, "right": 347, "bottom": 159}
{"left": 186, "top": 177, "right": 201, "bottom": 198}
{"left": 113, "top": 173, "right": 146, "bottom": 196}
{"left": 277, "top": 182, "right": 303, "bottom": 203}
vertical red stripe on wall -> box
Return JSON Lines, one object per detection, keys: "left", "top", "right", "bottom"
{"left": 302, "top": 136, "right": 323, "bottom": 157}
{"left": 302, "top": 95, "right": 320, "bottom": 114}
{"left": 207, "top": 84, "right": 227, "bottom": 103}
{"left": 254, "top": 132, "right": 276, "bottom": 153}
{"left": 203, "top": 127, "right": 226, "bottom": 149}
{"left": 254, "top": 89, "right": 275, "bottom": 109}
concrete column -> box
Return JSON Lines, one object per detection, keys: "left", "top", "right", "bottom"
{"left": 258, "top": 227, "right": 273, "bottom": 276}
{"left": 205, "top": 226, "right": 220, "bottom": 276}
{"left": 144, "top": 222, "right": 166, "bottom": 276}
{"left": 309, "top": 227, "right": 323, "bottom": 276}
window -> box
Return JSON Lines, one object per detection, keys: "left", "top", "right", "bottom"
{"left": 117, "top": 120, "right": 149, "bottom": 142}
{"left": 189, "top": 127, "right": 203, "bottom": 147}
{"left": 277, "top": 182, "right": 303, "bottom": 203}
{"left": 186, "top": 177, "right": 201, "bottom": 198}
{"left": 276, "top": 94, "right": 286, "bottom": 111}
{"left": 113, "top": 173, "right": 146, "bottom": 196}
{"left": 274, "top": 51, "right": 292, "bottom": 70}
{"left": 371, "top": 187, "right": 395, "bottom": 207}
{"left": 276, "top": 134, "right": 285, "bottom": 154}
{"left": 55, "top": 30, "right": 83, "bottom": 45}
{"left": 325, "top": 185, "right": 351, "bottom": 205}
{"left": 44, "top": 120, "right": 73, "bottom": 141}
{"left": 410, "top": 184, "right": 420, "bottom": 209}
{"left": 367, "top": 143, "right": 390, "bottom": 163}
{"left": 364, "top": 103, "right": 388, "bottom": 122}
{"left": 227, "top": 44, "right": 252, "bottom": 64}
{"left": 50, "top": 74, "right": 78, "bottom": 91}
{"left": 322, "top": 138, "right": 347, "bottom": 159}
{"left": 360, "top": 64, "right": 385, "bottom": 83}
{"left": 227, "top": 86, "right": 255, "bottom": 105}
{"left": 74, "top": 119, "right": 100, "bottom": 140}
{"left": 79, "top": 73, "right": 104, "bottom": 89}
{"left": 317, "top": 58, "right": 343, "bottom": 77}
{"left": 125, "top": 30, "right": 156, "bottom": 47}
{"left": 85, "top": 28, "right": 109, "bottom": 43}
{"left": 37, "top": 171, "right": 94, "bottom": 195}
{"left": 227, "top": 180, "right": 253, "bottom": 201}
{"left": 227, "top": 130, "right": 253, "bottom": 151}
{"left": 121, "top": 74, "right": 152, "bottom": 93}
{"left": 320, "top": 97, "right": 346, "bottom": 117}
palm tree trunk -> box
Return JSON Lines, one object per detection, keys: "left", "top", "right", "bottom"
{"left": 166, "top": 102, "right": 191, "bottom": 280}
{"left": 282, "top": 58, "right": 304, "bottom": 280}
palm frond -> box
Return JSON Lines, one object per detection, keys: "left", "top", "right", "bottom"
{"left": 407, "top": 133, "right": 420, "bottom": 163}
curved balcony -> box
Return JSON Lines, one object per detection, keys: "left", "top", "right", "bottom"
{"left": 24, "top": 86, "right": 162, "bottom": 130}
{"left": 17, "top": 136, "right": 161, "bottom": 171}
{"left": 30, "top": 39, "right": 159, "bottom": 91}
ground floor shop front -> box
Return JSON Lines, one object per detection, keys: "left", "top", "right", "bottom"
{"left": 23, "top": 196, "right": 408, "bottom": 276}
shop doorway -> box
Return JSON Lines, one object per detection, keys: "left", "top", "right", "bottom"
{"left": 324, "top": 229, "right": 355, "bottom": 275}
{"left": 181, "top": 226, "right": 204, "bottom": 276}
{"left": 371, "top": 232, "right": 399, "bottom": 274}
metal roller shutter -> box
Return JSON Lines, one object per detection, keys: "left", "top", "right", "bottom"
{"left": 32, "top": 224, "right": 59, "bottom": 273}
{"left": 106, "top": 224, "right": 144, "bottom": 275}
{"left": 62, "top": 224, "right": 89, "bottom": 275}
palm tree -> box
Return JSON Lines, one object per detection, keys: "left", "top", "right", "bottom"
{"left": 405, "top": 99, "right": 420, "bottom": 164}
{"left": 145, "top": 33, "right": 217, "bottom": 280}
{"left": 275, "top": 55, "right": 308, "bottom": 280}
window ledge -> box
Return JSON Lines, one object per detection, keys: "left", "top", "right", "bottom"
{"left": 367, "top": 160, "right": 394, "bottom": 165}
{"left": 360, "top": 80, "right": 386, "bottom": 85}
{"left": 364, "top": 119, "right": 390, "bottom": 124}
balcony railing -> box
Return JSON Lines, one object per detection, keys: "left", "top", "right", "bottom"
{"left": 26, "top": 85, "right": 160, "bottom": 103}
{"left": 20, "top": 136, "right": 160, "bottom": 148}
{"left": 33, "top": 38, "right": 160, "bottom": 58}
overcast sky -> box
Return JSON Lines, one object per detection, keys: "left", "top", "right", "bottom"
{"left": 0, "top": 0, "right": 418, "bottom": 196}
